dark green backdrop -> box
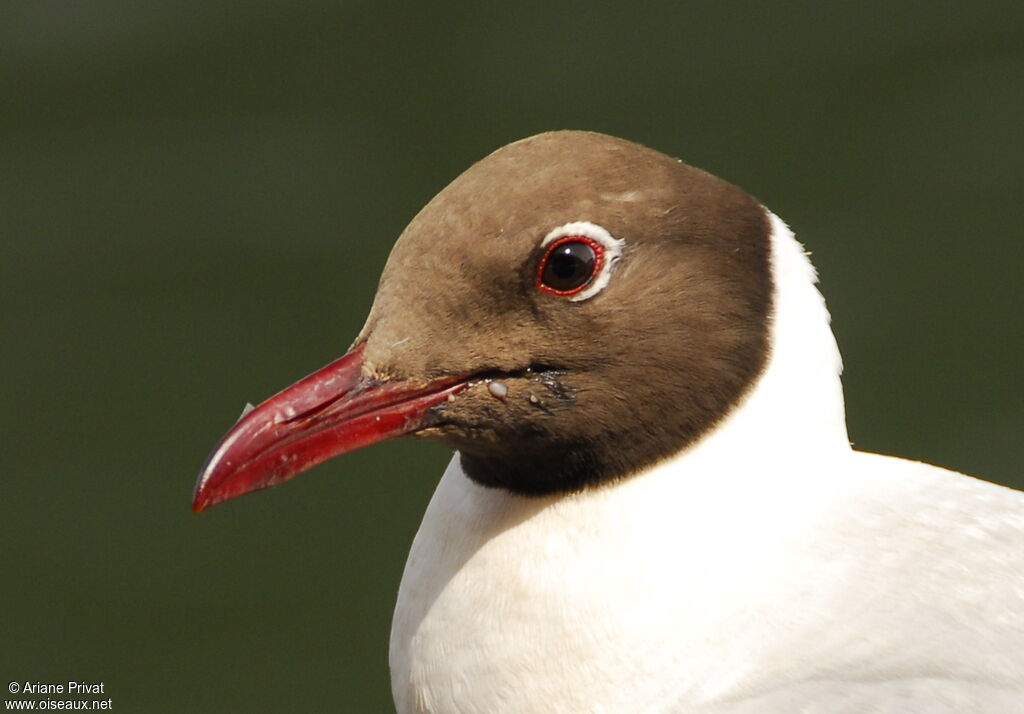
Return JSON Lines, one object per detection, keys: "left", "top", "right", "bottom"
{"left": 3, "top": 2, "right": 1022, "bottom": 712}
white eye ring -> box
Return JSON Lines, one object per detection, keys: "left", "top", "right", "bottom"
{"left": 539, "top": 221, "right": 625, "bottom": 302}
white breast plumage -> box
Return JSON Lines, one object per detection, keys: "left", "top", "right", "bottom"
{"left": 389, "top": 216, "right": 1024, "bottom": 714}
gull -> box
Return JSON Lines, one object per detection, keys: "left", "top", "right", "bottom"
{"left": 194, "top": 131, "right": 1024, "bottom": 713}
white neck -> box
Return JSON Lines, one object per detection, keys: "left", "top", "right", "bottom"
{"left": 390, "top": 211, "right": 853, "bottom": 713}
{"left": 700, "top": 211, "right": 848, "bottom": 459}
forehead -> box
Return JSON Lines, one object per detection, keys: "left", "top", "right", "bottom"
{"left": 394, "top": 133, "right": 688, "bottom": 260}
{"left": 377, "top": 131, "right": 764, "bottom": 307}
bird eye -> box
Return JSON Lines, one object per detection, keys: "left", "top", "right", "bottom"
{"left": 538, "top": 237, "right": 603, "bottom": 296}
{"left": 535, "top": 221, "right": 626, "bottom": 302}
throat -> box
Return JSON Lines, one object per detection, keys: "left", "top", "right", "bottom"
{"left": 457, "top": 437, "right": 629, "bottom": 495}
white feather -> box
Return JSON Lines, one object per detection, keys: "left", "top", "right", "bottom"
{"left": 389, "top": 213, "right": 1024, "bottom": 713}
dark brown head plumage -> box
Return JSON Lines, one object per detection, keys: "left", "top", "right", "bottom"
{"left": 357, "top": 130, "right": 772, "bottom": 494}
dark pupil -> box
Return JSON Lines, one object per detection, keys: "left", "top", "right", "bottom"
{"left": 542, "top": 241, "right": 596, "bottom": 291}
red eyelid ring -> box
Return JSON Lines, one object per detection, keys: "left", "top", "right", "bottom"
{"left": 536, "top": 235, "right": 606, "bottom": 296}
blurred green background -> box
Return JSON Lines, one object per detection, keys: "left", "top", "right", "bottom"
{"left": 3, "top": 1, "right": 1021, "bottom": 711}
